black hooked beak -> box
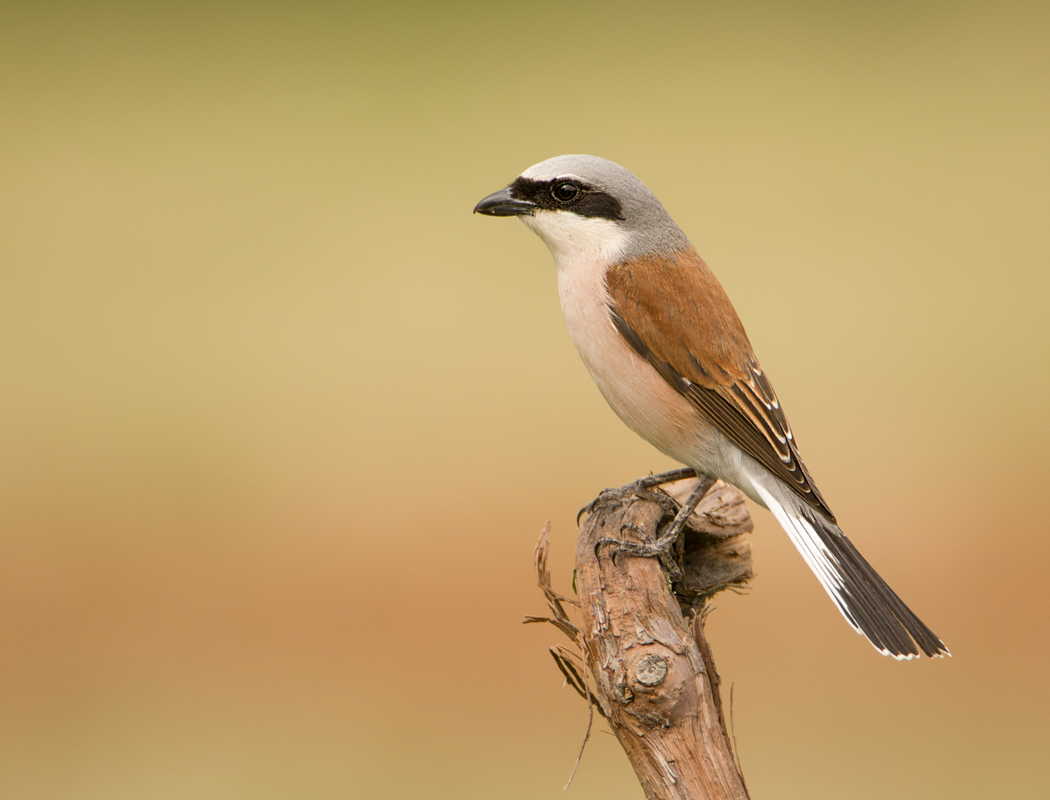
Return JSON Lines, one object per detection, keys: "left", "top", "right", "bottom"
{"left": 473, "top": 187, "right": 537, "bottom": 217}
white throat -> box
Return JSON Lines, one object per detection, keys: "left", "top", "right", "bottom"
{"left": 519, "top": 210, "right": 630, "bottom": 271}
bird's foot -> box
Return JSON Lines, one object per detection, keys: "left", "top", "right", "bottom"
{"left": 576, "top": 467, "right": 697, "bottom": 526}
{"left": 593, "top": 473, "right": 718, "bottom": 582}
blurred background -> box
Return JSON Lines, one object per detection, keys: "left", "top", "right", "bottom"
{"left": 2, "top": 1, "right": 1048, "bottom": 798}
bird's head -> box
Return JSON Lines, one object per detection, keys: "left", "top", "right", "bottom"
{"left": 474, "top": 154, "right": 689, "bottom": 268}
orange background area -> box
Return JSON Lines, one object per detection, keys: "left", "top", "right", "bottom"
{"left": 1, "top": 3, "right": 1048, "bottom": 798}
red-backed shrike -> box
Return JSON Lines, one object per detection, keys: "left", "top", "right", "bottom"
{"left": 475, "top": 154, "right": 947, "bottom": 660}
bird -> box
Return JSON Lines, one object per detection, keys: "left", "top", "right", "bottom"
{"left": 474, "top": 154, "right": 948, "bottom": 660}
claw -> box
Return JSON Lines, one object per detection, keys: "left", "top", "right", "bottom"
{"left": 576, "top": 468, "right": 697, "bottom": 527}
{"left": 590, "top": 474, "right": 718, "bottom": 577}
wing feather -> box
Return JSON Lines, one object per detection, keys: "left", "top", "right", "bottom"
{"left": 606, "top": 248, "right": 835, "bottom": 522}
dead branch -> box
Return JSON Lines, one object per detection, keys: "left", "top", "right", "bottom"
{"left": 531, "top": 477, "right": 753, "bottom": 800}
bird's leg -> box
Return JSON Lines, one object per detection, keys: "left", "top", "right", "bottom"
{"left": 577, "top": 467, "right": 697, "bottom": 525}
{"left": 593, "top": 474, "right": 718, "bottom": 579}
{"left": 648, "top": 473, "right": 717, "bottom": 551}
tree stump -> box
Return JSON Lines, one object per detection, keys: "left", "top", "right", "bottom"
{"left": 530, "top": 476, "right": 753, "bottom": 800}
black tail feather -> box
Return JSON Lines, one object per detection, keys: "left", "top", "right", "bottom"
{"left": 802, "top": 507, "right": 949, "bottom": 659}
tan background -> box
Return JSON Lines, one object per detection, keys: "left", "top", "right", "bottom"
{"left": 2, "top": 2, "right": 1048, "bottom": 798}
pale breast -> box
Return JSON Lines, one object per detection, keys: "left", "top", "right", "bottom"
{"left": 555, "top": 256, "right": 719, "bottom": 468}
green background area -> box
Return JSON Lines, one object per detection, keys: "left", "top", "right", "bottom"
{"left": 2, "top": 2, "right": 1048, "bottom": 797}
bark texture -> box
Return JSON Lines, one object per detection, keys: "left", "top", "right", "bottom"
{"left": 574, "top": 477, "right": 752, "bottom": 800}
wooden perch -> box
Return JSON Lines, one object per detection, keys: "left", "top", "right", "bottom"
{"left": 530, "top": 477, "right": 754, "bottom": 800}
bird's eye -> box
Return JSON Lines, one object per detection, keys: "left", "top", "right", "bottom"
{"left": 551, "top": 181, "right": 581, "bottom": 203}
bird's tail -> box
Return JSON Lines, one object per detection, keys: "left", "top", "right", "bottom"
{"left": 750, "top": 480, "right": 949, "bottom": 660}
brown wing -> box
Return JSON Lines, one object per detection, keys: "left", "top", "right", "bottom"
{"left": 606, "top": 247, "right": 835, "bottom": 522}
